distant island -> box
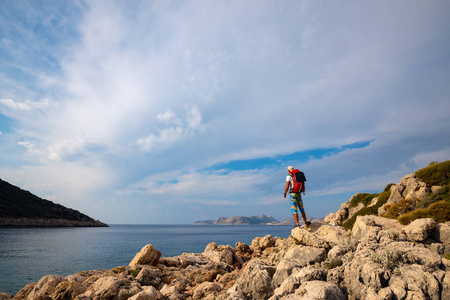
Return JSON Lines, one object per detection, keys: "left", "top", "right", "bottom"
{"left": 0, "top": 178, "right": 108, "bottom": 227}
{"left": 193, "top": 215, "right": 321, "bottom": 225}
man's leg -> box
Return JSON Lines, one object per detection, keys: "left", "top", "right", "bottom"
{"left": 294, "top": 213, "right": 299, "bottom": 226}
{"left": 301, "top": 212, "right": 308, "bottom": 224}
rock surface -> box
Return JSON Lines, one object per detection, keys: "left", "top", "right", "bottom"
{"left": 7, "top": 216, "right": 450, "bottom": 300}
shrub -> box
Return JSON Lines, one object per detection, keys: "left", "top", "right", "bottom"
{"left": 324, "top": 258, "right": 343, "bottom": 269}
{"left": 383, "top": 198, "right": 416, "bottom": 219}
{"left": 415, "top": 160, "right": 450, "bottom": 186}
{"left": 342, "top": 190, "right": 391, "bottom": 230}
{"left": 131, "top": 269, "right": 141, "bottom": 277}
{"left": 444, "top": 253, "right": 450, "bottom": 260}
{"left": 384, "top": 183, "right": 395, "bottom": 193}
{"left": 350, "top": 193, "right": 379, "bottom": 207}
{"left": 398, "top": 201, "right": 450, "bottom": 225}
{"left": 420, "top": 184, "right": 450, "bottom": 208}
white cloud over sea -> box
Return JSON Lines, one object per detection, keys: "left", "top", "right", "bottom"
{"left": 0, "top": 1, "right": 449, "bottom": 224}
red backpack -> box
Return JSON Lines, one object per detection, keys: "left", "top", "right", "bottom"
{"left": 291, "top": 169, "right": 306, "bottom": 194}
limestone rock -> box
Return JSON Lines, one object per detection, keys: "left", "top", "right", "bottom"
{"left": 290, "top": 226, "right": 331, "bottom": 250}
{"left": 283, "top": 245, "right": 326, "bottom": 265}
{"left": 402, "top": 218, "right": 436, "bottom": 242}
{"left": 128, "top": 286, "right": 157, "bottom": 300}
{"left": 272, "top": 258, "right": 305, "bottom": 288}
{"left": 192, "top": 282, "right": 222, "bottom": 300}
{"left": 135, "top": 266, "right": 162, "bottom": 287}
{"left": 129, "top": 244, "right": 161, "bottom": 266}
{"left": 233, "top": 259, "right": 276, "bottom": 300}
{"left": 293, "top": 280, "right": 345, "bottom": 300}
{"left": 26, "top": 275, "right": 66, "bottom": 300}
{"left": 251, "top": 235, "right": 276, "bottom": 252}
{"left": 0, "top": 293, "right": 12, "bottom": 299}
{"left": 52, "top": 281, "right": 86, "bottom": 300}
{"left": 80, "top": 276, "right": 128, "bottom": 299}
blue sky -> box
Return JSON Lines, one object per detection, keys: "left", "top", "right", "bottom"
{"left": 1, "top": 0, "right": 449, "bottom": 224}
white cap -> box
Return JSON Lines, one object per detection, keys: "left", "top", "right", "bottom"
{"left": 287, "top": 166, "right": 294, "bottom": 171}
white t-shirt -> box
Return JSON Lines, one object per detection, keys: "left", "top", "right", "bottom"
{"left": 286, "top": 175, "right": 293, "bottom": 190}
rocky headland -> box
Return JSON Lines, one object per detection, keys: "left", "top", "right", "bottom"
{"left": 1, "top": 161, "right": 449, "bottom": 299}
{"left": 0, "top": 178, "right": 107, "bottom": 227}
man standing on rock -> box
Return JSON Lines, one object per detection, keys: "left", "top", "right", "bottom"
{"left": 284, "top": 166, "right": 311, "bottom": 228}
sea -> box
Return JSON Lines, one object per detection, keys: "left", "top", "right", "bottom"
{"left": 0, "top": 224, "right": 293, "bottom": 295}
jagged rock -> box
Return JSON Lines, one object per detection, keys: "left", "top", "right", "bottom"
{"left": 128, "top": 286, "right": 157, "bottom": 300}
{"left": 26, "top": 275, "right": 66, "bottom": 300}
{"left": 272, "top": 258, "right": 305, "bottom": 288}
{"left": 129, "top": 244, "right": 161, "bottom": 266}
{"left": 203, "top": 244, "right": 244, "bottom": 267}
{"left": 402, "top": 218, "right": 436, "bottom": 242}
{"left": 352, "top": 215, "right": 405, "bottom": 242}
{"left": 13, "top": 282, "right": 36, "bottom": 299}
{"left": 314, "top": 223, "right": 349, "bottom": 246}
{"left": 434, "top": 221, "right": 450, "bottom": 252}
{"left": 135, "top": 266, "right": 162, "bottom": 287}
{"left": 232, "top": 259, "right": 276, "bottom": 300}
{"left": 284, "top": 245, "right": 326, "bottom": 265}
{"left": 204, "top": 242, "right": 217, "bottom": 252}
{"left": 191, "top": 282, "right": 222, "bottom": 299}
{"left": 270, "top": 266, "right": 325, "bottom": 299}
{"left": 290, "top": 226, "right": 331, "bottom": 250}
{"left": 251, "top": 235, "right": 276, "bottom": 252}
{"left": 0, "top": 293, "right": 12, "bottom": 299}
{"left": 79, "top": 276, "right": 129, "bottom": 299}
{"left": 52, "top": 281, "right": 87, "bottom": 300}
{"left": 235, "top": 241, "right": 252, "bottom": 256}
{"left": 287, "top": 280, "right": 346, "bottom": 300}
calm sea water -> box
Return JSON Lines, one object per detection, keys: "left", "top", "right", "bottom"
{"left": 0, "top": 224, "right": 292, "bottom": 295}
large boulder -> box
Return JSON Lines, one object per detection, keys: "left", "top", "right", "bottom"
{"left": 290, "top": 226, "right": 331, "bottom": 250}
{"left": 192, "top": 282, "right": 223, "bottom": 300}
{"left": 26, "top": 275, "right": 66, "bottom": 300}
{"left": 232, "top": 259, "right": 276, "bottom": 300}
{"left": 128, "top": 286, "right": 157, "bottom": 300}
{"left": 129, "top": 244, "right": 161, "bottom": 266}
{"left": 251, "top": 235, "right": 276, "bottom": 252}
{"left": 78, "top": 276, "right": 130, "bottom": 299}
{"left": 203, "top": 244, "right": 244, "bottom": 267}
{"left": 52, "top": 281, "right": 87, "bottom": 300}
{"left": 135, "top": 266, "right": 162, "bottom": 287}
{"left": 292, "top": 280, "right": 346, "bottom": 300}
{"left": 402, "top": 218, "right": 436, "bottom": 242}
{"left": 352, "top": 215, "right": 405, "bottom": 242}
{"left": 270, "top": 266, "right": 325, "bottom": 299}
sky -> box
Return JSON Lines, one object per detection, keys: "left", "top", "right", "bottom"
{"left": 1, "top": 0, "right": 449, "bottom": 224}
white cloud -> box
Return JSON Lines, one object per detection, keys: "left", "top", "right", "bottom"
{"left": 0, "top": 98, "right": 49, "bottom": 111}
{"left": 1, "top": 1, "right": 449, "bottom": 223}
{"left": 136, "top": 106, "right": 206, "bottom": 152}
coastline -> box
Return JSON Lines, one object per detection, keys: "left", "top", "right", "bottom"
{"left": 0, "top": 217, "right": 108, "bottom": 227}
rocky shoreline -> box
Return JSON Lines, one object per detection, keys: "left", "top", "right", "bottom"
{"left": 2, "top": 217, "right": 449, "bottom": 300}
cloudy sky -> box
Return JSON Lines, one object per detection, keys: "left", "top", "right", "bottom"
{"left": 1, "top": 1, "right": 449, "bottom": 224}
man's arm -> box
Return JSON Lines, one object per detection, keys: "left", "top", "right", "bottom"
{"left": 284, "top": 181, "right": 290, "bottom": 198}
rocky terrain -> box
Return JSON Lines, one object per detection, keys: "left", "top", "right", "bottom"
{"left": 2, "top": 216, "right": 449, "bottom": 300}
{"left": 2, "top": 161, "right": 449, "bottom": 299}
{"left": 0, "top": 178, "right": 107, "bottom": 227}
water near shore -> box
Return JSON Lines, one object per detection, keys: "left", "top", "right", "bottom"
{"left": 0, "top": 224, "right": 292, "bottom": 295}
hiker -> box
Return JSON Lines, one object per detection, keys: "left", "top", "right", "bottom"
{"left": 284, "top": 166, "right": 311, "bottom": 228}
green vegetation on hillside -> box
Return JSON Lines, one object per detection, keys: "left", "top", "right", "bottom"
{"left": 342, "top": 161, "right": 450, "bottom": 229}
{"left": 398, "top": 201, "right": 450, "bottom": 225}
{"left": 415, "top": 160, "right": 450, "bottom": 186}
{"left": 342, "top": 187, "right": 391, "bottom": 230}
{"left": 350, "top": 193, "right": 379, "bottom": 207}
